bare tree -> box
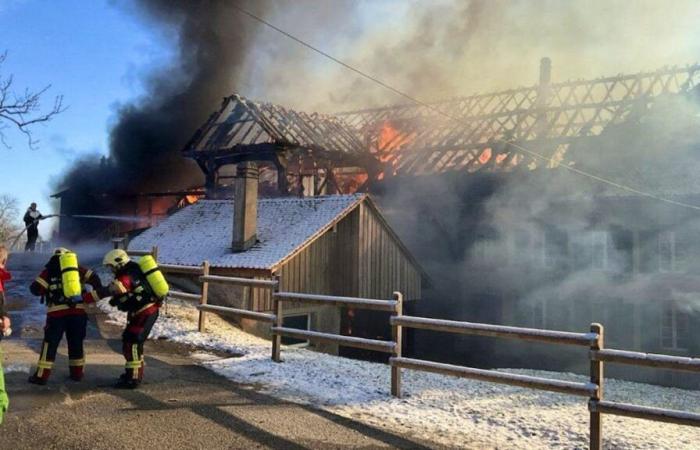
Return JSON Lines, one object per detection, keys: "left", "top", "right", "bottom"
{"left": 0, "top": 51, "right": 65, "bottom": 149}
{"left": 0, "top": 194, "right": 20, "bottom": 244}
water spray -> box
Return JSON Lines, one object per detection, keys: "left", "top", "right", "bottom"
{"left": 8, "top": 213, "right": 142, "bottom": 249}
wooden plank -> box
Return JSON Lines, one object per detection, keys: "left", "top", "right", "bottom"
{"left": 392, "top": 316, "right": 597, "bottom": 346}
{"left": 272, "top": 327, "right": 396, "bottom": 353}
{"left": 160, "top": 263, "right": 204, "bottom": 275}
{"left": 271, "top": 275, "right": 282, "bottom": 362}
{"left": 200, "top": 275, "right": 278, "bottom": 288}
{"left": 591, "top": 400, "right": 700, "bottom": 428}
{"left": 391, "top": 357, "right": 596, "bottom": 397}
{"left": 275, "top": 292, "right": 398, "bottom": 312}
{"left": 391, "top": 292, "right": 403, "bottom": 398}
{"left": 592, "top": 349, "right": 700, "bottom": 373}
{"left": 198, "top": 261, "right": 210, "bottom": 332}
{"left": 168, "top": 290, "right": 202, "bottom": 302}
{"left": 589, "top": 323, "right": 604, "bottom": 450}
{"left": 198, "top": 304, "right": 275, "bottom": 323}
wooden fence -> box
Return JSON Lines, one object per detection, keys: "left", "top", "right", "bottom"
{"left": 126, "top": 249, "right": 700, "bottom": 450}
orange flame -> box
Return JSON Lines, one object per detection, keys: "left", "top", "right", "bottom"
{"left": 478, "top": 148, "right": 492, "bottom": 164}
{"left": 374, "top": 121, "right": 416, "bottom": 179}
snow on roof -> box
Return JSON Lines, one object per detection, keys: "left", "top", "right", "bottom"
{"left": 129, "top": 194, "right": 365, "bottom": 270}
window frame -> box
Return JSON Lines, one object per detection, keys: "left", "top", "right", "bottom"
{"left": 660, "top": 302, "right": 689, "bottom": 351}
{"left": 281, "top": 313, "right": 312, "bottom": 348}
{"left": 658, "top": 231, "right": 676, "bottom": 273}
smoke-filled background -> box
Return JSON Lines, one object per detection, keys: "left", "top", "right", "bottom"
{"left": 375, "top": 88, "right": 700, "bottom": 386}
{"left": 56, "top": 0, "right": 700, "bottom": 196}
{"left": 46, "top": 0, "right": 700, "bottom": 384}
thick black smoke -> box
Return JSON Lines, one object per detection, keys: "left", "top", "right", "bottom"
{"left": 58, "top": 0, "right": 271, "bottom": 198}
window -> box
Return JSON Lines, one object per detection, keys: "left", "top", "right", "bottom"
{"left": 543, "top": 229, "right": 568, "bottom": 268}
{"left": 591, "top": 231, "right": 608, "bottom": 270}
{"left": 472, "top": 237, "right": 505, "bottom": 265}
{"left": 532, "top": 299, "right": 547, "bottom": 329}
{"left": 610, "top": 229, "right": 634, "bottom": 274}
{"left": 658, "top": 231, "right": 675, "bottom": 272}
{"left": 661, "top": 303, "right": 689, "bottom": 350}
{"left": 281, "top": 314, "right": 311, "bottom": 347}
{"left": 509, "top": 229, "right": 531, "bottom": 264}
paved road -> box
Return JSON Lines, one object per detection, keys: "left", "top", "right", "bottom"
{"left": 0, "top": 267, "right": 443, "bottom": 450}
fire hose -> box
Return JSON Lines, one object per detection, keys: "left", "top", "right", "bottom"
{"left": 8, "top": 214, "right": 61, "bottom": 250}
{"left": 7, "top": 213, "right": 141, "bottom": 250}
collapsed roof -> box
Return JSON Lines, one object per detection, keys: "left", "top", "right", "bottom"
{"left": 183, "top": 63, "right": 700, "bottom": 190}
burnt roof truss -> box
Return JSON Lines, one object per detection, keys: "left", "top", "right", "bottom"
{"left": 184, "top": 64, "right": 700, "bottom": 185}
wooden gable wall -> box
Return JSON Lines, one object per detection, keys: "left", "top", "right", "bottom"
{"left": 357, "top": 201, "right": 422, "bottom": 301}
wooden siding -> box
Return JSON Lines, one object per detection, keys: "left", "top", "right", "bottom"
{"left": 277, "top": 207, "right": 359, "bottom": 300}
{"left": 212, "top": 198, "right": 421, "bottom": 312}
{"left": 358, "top": 202, "right": 422, "bottom": 301}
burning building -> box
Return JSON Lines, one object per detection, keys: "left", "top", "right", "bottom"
{"left": 57, "top": 55, "right": 700, "bottom": 386}
{"left": 129, "top": 164, "right": 425, "bottom": 357}
{"left": 171, "top": 58, "right": 700, "bottom": 386}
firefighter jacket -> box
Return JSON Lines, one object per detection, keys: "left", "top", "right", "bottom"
{"left": 23, "top": 208, "right": 43, "bottom": 232}
{"left": 30, "top": 257, "right": 103, "bottom": 318}
{"left": 0, "top": 267, "right": 10, "bottom": 317}
{"left": 109, "top": 261, "right": 160, "bottom": 316}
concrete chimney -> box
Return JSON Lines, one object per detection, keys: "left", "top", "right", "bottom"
{"left": 232, "top": 161, "right": 258, "bottom": 252}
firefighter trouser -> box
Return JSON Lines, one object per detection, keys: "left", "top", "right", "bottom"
{"left": 0, "top": 348, "right": 8, "bottom": 424}
{"left": 34, "top": 314, "right": 88, "bottom": 381}
{"left": 25, "top": 228, "right": 38, "bottom": 252}
{"left": 122, "top": 309, "right": 159, "bottom": 382}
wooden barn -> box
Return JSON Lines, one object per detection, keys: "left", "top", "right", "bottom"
{"left": 129, "top": 163, "right": 425, "bottom": 356}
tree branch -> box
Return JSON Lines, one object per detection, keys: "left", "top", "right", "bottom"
{"left": 0, "top": 51, "right": 66, "bottom": 149}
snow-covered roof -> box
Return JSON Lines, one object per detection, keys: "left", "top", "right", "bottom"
{"left": 129, "top": 194, "right": 365, "bottom": 270}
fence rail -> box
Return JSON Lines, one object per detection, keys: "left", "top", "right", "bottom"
{"left": 391, "top": 357, "right": 597, "bottom": 397}
{"left": 159, "top": 263, "right": 204, "bottom": 275}
{"left": 131, "top": 245, "right": 700, "bottom": 450}
{"left": 591, "top": 400, "right": 700, "bottom": 428}
{"left": 273, "top": 327, "right": 396, "bottom": 353}
{"left": 126, "top": 249, "right": 154, "bottom": 257}
{"left": 271, "top": 291, "right": 402, "bottom": 366}
{"left": 391, "top": 315, "right": 597, "bottom": 346}
{"left": 168, "top": 290, "right": 202, "bottom": 302}
{"left": 592, "top": 349, "right": 700, "bottom": 372}
{"left": 198, "top": 304, "right": 276, "bottom": 323}
{"left": 200, "top": 275, "right": 279, "bottom": 288}
{"left": 274, "top": 292, "right": 398, "bottom": 312}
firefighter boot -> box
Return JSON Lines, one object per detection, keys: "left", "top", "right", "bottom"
{"left": 69, "top": 362, "right": 84, "bottom": 381}
{"left": 28, "top": 370, "right": 51, "bottom": 386}
{"left": 114, "top": 373, "right": 139, "bottom": 389}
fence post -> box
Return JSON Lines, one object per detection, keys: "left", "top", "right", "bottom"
{"left": 391, "top": 291, "right": 403, "bottom": 398}
{"left": 151, "top": 245, "right": 159, "bottom": 260}
{"left": 198, "top": 260, "right": 210, "bottom": 332}
{"left": 271, "top": 274, "right": 282, "bottom": 362}
{"left": 589, "top": 323, "right": 604, "bottom": 450}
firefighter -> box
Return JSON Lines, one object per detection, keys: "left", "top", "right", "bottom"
{"left": 28, "top": 248, "right": 103, "bottom": 385}
{"left": 23, "top": 203, "right": 44, "bottom": 252}
{"left": 103, "top": 249, "right": 166, "bottom": 389}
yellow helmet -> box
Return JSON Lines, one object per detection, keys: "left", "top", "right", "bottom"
{"left": 103, "top": 249, "right": 130, "bottom": 269}
{"left": 53, "top": 247, "right": 71, "bottom": 256}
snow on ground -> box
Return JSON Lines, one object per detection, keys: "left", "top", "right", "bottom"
{"left": 99, "top": 300, "right": 700, "bottom": 449}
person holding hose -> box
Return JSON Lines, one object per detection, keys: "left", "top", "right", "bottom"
{"left": 0, "top": 246, "right": 12, "bottom": 423}
{"left": 22, "top": 203, "right": 44, "bottom": 252}
{"left": 102, "top": 249, "right": 168, "bottom": 389}
{"left": 28, "top": 248, "right": 103, "bottom": 385}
